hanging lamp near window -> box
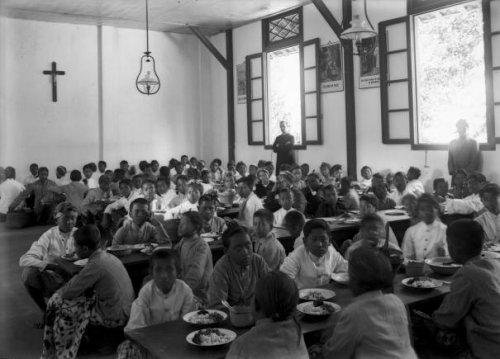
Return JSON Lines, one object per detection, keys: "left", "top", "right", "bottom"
{"left": 340, "top": 0, "right": 377, "bottom": 56}
{"left": 136, "top": 0, "right": 160, "bottom": 95}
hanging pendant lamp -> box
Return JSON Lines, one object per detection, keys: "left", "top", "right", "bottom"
{"left": 340, "top": 0, "right": 377, "bottom": 56}
{"left": 136, "top": 0, "right": 160, "bottom": 95}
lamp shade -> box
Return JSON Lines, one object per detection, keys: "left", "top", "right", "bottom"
{"left": 340, "top": 14, "right": 377, "bottom": 41}
{"left": 136, "top": 53, "right": 160, "bottom": 95}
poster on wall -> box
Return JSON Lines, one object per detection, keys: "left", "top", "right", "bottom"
{"left": 319, "top": 43, "right": 344, "bottom": 93}
{"left": 236, "top": 62, "right": 246, "bottom": 104}
{"left": 359, "top": 37, "right": 380, "bottom": 89}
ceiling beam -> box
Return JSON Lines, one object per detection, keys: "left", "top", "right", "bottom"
{"left": 189, "top": 26, "right": 229, "bottom": 70}
{"left": 310, "top": 0, "right": 343, "bottom": 38}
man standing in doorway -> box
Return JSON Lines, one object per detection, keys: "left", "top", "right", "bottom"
{"left": 448, "top": 119, "right": 480, "bottom": 176}
{"left": 272, "top": 121, "right": 295, "bottom": 175}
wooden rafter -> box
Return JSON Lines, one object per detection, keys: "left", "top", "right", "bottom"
{"left": 190, "top": 26, "right": 229, "bottom": 70}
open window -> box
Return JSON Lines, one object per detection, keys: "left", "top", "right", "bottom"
{"left": 380, "top": 0, "right": 497, "bottom": 149}
{"left": 246, "top": 8, "right": 322, "bottom": 148}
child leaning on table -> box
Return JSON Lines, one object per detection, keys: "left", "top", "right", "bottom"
{"left": 116, "top": 249, "right": 195, "bottom": 359}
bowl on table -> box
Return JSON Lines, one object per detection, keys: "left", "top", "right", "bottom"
{"left": 183, "top": 309, "right": 227, "bottom": 326}
{"left": 297, "top": 301, "right": 341, "bottom": 320}
{"left": 107, "top": 245, "right": 133, "bottom": 256}
{"left": 425, "top": 257, "right": 462, "bottom": 276}
{"left": 402, "top": 276, "right": 442, "bottom": 292}
{"left": 186, "top": 328, "right": 237, "bottom": 347}
{"left": 299, "top": 288, "right": 336, "bottom": 301}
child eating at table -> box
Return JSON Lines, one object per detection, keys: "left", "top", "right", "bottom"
{"left": 316, "top": 184, "right": 344, "bottom": 217}
{"left": 344, "top": 214, "right": 402, "bottom": 260}
{"left": 253, "top": 209, "right": 285, "bottom": 271}
{"left": 474, "top": 183, "right": 500, "bottom": 246}
{"left": 359, "top": 165, "right": 373, "bottom": 191}
{"left": 176, "top": 211, "right": 213, "bottom": 305}
{"left": 150, "top": 176, "right": 176, "bottom": 212}
{"left": 432, "top": 178, "right": 452, "bottom": 204}
{"left": 112, "top": 198, "right": 169, "bottom": 246}
{"left": 406, "top": 166, "right": 425, "bottom": 198}
{"left": 226, "top": 271, "right": 308, "bottom": 359}
{"left": 273, "top": 188, "right": 294, "bottom": 228}
{"left": 402, "top": 194, "right": 448, "bottom": 262}
{"left": 168, "top": 175, "right": 188, "bottom": 208}
{"left": 80, "top": 175, "right": 113, "bottom": 217}
{"left": 198, "top": 194, "right": 227, "bottom": 235}
{"left": 130, "top": 174, "right": 143, "bottom": 197}
{"left": 280, "top": 219, "right": 347, "bottom": 289}
{"left": 164, "top": 182, "right": 202, "bottom": 219}
{"left": 323, "top": 247, "right": 417, "bottom": 358}
{"left": 116, "top": 249, "right": 195, "bottom": 359}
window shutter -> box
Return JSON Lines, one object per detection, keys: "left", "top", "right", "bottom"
{"left": 246, "top": 53, "right": 265, "bottom": 145}
{"left": 301, "top": 38, "right": 322, "bottom": 145}
{"left": 490, "top": 0, "right": 500, "bottom": 142}
{"left": 379, "top": 16, "right": 412, "bottom": 144}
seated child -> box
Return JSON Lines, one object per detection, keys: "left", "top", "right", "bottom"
{"left": 209, "top": 158, "right": 224, "bottom": 183}
{"left": 445, "top": 172, "right": 486, "bottom": 215}
{"left": 19, "top": 203, "right": 79, "bottom": 312}
{"left": 282, "top": 210, "right": 306, "bottom": 250}
{"left": 280, "top": 219, "right": 347, "bottom": 289}
{"left": 316, "top": 184, "right": 344, "bottom": 217}
{"left": 198, "top": 194, "right": 226, "bottom": 234}
{"left": 0, "top": 167, "right": 25, "bottom": 219}
{"left": 104, "top": 178, "right": 135, "bottom": 215}
{"left": 405, "top": 166, "right": 425, "bottom": 198}
{"left": 338, "top": 177, "right": 360, "bottom": 211}
{"left": 199, "top": 170, "right": 214, "bottom": 193}
{"left": 112, "top": 198, "right": 169, "bottom": 246}
{"left": 80, "top": 175, "right": 113, "bottom": 217}
{"left": 248, "top": 164, "right": 258, "bottom": 178}
{"left": 319, "top": 162, "right": 334, "bottom": 186}
{"left": 450, "top": 169, "right": 468, "bottom": 199}
{"left": 401, "top": 193, "right": 419, "bottom": 226}
{"left": 372, "top": 182, "right": 396, "bottom": 210}
{"left": 402, "top": 194, "right": 448, "bottom": 262}
{"left": 323, "top": 247, "right": 417, "bottom": 359}
{"left": 345, "top": 214, "right": 402, "bottom": 260}
{"left": 130, "top": 174, "right": 143, "bottom": 197}
{"left": 82, "top": 164, "right": 98, "bottom": 189}
{"left": 303, "top": 173, "right": 322, "bottom": 217}
{"left": 433, "top": 220, "right": 500, "bottom": 359}
{"left": 226, "top": 272, "right": 308, "bottom": 359}
{"left": 273, "top": 188, "right": 294, "bottom": 228}
{"left": 291, "top": 165, "right": 306, "bottom": 190}
{"left": 389, "top": 171, "right": 409, "bottom": 206}
{"left": 433, "top": 178, "right": 453, "bottom": 204}
{"left": 208, "top": 224, "right": 269, "bottom": 308}
{"left": 150, "top": 176, "right": 176, "bottom": 211}
{"left": 42, "top": 225, "right": 134, "bottom": 359}
{"left": 164, "top": 182, "right": 202, "bottom": 219}
{"left": 358, "top": 165, "right": 373, "bottom": 191}
{"left": 58, "top": 171, "right": 88, "bottom": 213}
{"left": 176, "top": 212, "right": 213, "bottom": 304}
{"left": 168, "top": 175, "right": 188, "bottom": 208}
{"left": 54, "top": 166, "right": 70, "bottom": 186}
{"left": 255, "top": 169, "right": 275, "bottom": 199}
{"left": 236, "top": 176, "right": 263, "bottom": 228}
{"left": 300, "top": 163, "right": 309, "bottom": 180}
{"left": 235, "top": 161, "right": 247, "bottom": 180}
{"left": 474, "top": 183, "right": 500, "bottom": 246}
{"left": 253, "top": 209, "right": 285, "bottom": 271}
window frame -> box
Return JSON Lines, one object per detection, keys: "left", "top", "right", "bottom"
{"left": 380, "top": 0, "right": 496, "bottom": 150}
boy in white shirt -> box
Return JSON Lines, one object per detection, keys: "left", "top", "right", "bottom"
{"left": 19, "top": 203, "right": 79, "bottom": 311}
{"left": 402, "top": 194, "right": 448, "bottom": 262}
{"left": 151, "top": 177, "right": 176, "bottom": 212}
{"left": 164, "top": 182, "right": 202, "bottom": 220}
{"left": 82, "top": 164, "right": 98, "bottom": 189}
{"left": 236, "top": 176, "right": 263, "bottom": 228}
{"left": 0, "top": 167, "right": 25, "bottom": 220}
{"left": 273, "top": 188, "right": 293, "bottom": 228}
{"left": 54, "top": 166, "right": 70, "bottom": 187}
{"left": 24, "top": 163, "right": 39, "bottom": 185}
{"left": 253, "top": 209, "right": 285, "bottom": 271}
{"left": 405, "top": 166, "right": 425, "bottom": 198}
{"left": 117, "top": 249, "right": 194, "bottom": 358}
{"left": 445, "top": 172, "right": 486, "bottom": 215}
{"left": 474, "top": 183, "right": 500, "bottom": 246}
{"left": 280, "top": 218, "right": 347, "bottom": 289}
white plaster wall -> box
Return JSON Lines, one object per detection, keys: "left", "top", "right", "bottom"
{"left": 0, "top": 17, "right": 204, "bottom": 179}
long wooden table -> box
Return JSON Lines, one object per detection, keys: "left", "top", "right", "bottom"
{"left": 126, "top": 273, "right": 450, "bottom": 359}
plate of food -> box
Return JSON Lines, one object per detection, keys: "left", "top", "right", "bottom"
{"left": 200, "top": 233, "right": 219, "bottom": 243}
{"left": 299, "top": 288, "right": 336, "bottom": 301}
{"left": 183, "top": 309, "right": 227, "bottom": 326}
{"left": 186, "top": 328, "right": 236, "bottom": 347}
{"left": 384, "top": 211, "right": 407, "bottom": 216}
{"left": 297, "top": 301, "right": 341, "bottom": 318}
{"left": 425, "top": 257, "right": 462, "bottom": 276}
{"left": 107, "top": 245, "right": 135, "bottom": 256}
{"left": 402, "top": 277, "right": 442, "bottom": 291}
{"left": 331, "top": 272, "right": 349, "bottom": 285}
{"left": 140, "top": 243, "right": 160, "bottom": 255}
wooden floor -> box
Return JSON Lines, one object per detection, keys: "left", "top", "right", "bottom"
{"left": 0, "top": 223, "right": 113, "bottom": 359}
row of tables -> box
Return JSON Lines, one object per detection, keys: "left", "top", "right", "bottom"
{"left": 126, "top": 272, "right": 451, "bottom": 359}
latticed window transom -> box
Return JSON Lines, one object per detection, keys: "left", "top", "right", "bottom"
{"left": 268, "top": 13, "right": 300, "bottom": 43}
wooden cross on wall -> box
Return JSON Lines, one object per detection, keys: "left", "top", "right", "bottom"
{"left": 42, "top": 62, "right": 66, "bottom": 102}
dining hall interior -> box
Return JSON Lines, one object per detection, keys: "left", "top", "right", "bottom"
{"left": 1, "top": 0, "right": 500, "bottom": 358}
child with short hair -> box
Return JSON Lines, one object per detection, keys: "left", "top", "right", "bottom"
{"left": 359, "top": 165, "right": 373, "bottom": 191}
{"left": 372, "top": 182, "right": 396, "bottom": 210}
{"left": 164, "top": 182, "right": 202, "bottom": 219}
{"left": 80, "top": 175, "right": 113, "bottom": 216}
{"left": 209, "top": 158, "right": 224, "bottom": 183}
{"left": 291, "top": 165, "right": 306, "bottom": 190}
{"left": 282, "top": 210, "right": 306, "bottom": 250}
{"left": 168, "top": 175, "right": 188, "bottom": 208}
{"left": 117, "top": 249, "right": 194, "bottom": 359}
{"left": 237, "top": 176, "right": 263, "bottom": 228}
{"left": 54, "top": 166, "right": 70, "bottom": 186}
{"left": 319, "top": 162, "right": 334, "bottom": 186}
{"left": 130, "top": 174, "right": 143, "bottom": 197}
{"left": 338, "top": 176, "right": 360, "bottom": 211}
{"left": 151, "top": 177, "right": 176, "bottom": 211}
{"left": 235, "top": 161, "right": 247, "bottom": 180}
{"left": 316, "top": 184, "right": 344, "bottom": 217}
{"left": 433, "top": 178, "right": 452, "bottom": 204}
{"left": 198, "top": 194, "right": 227, "bottom": 234}
{"left": 406, "top": 166, "right": 425, "bottom": 198}
{"left": 59, "top": 170, "right": 88, "bottom": 212}
{"left": 253, "top": 209, "right": 285, "bottom": 271}
{"left": 113, "top": 198, "right": 169, "bottom": 245}
{"left": 474, "top": 183, "right": 500, "bottom": 246}
{"left": 273, "top": 188, "right": 293, "bottom": 228}
{"left": 98, "top": 160, "right": 107, "bottom": 174}
{"left": 199, "top": 169, "right": 213, "bottom": 193}
{"left": 402, "top": 194, "right": 447, "bottom": 262}
{"left": 82, "top": 164, "right": 98, "bottom": 189}
{"left": 389, "top": 171, "right": 408, "bottom": 206}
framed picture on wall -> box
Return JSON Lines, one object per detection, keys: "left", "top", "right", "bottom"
{"left": 237, "top": 62, "right": 246, "bottom": 104}
{"left": 319, "top": 42, "right": 344, "bottom": 93}
{"left": 359, "top": 37, "right": 380, "bottom": 89}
